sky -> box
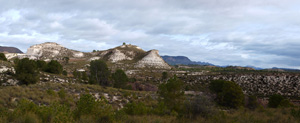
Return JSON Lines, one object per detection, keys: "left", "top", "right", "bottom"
{"left": 0, "top": 0, "right": 300, "bottom": 69}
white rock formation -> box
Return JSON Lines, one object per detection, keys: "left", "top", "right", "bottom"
{"left": 0, "top": 66, "right": 15, "bottom": 74}
{"left": 108, "top": 49, "right": 133, "bottom": 63}
{"left": 26, "top": 42, "right": 84, "bottom": 59}
{"left": 89, "top": 57, "right": 101, "bottom": 61}
{"left": 4, "top": 53, "right": 38, "bottom": 60}
{"left": 135, "top": 50, "right": 171, "bottom": 69}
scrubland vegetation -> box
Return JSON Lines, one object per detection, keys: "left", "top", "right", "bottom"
{"left": 0, "top": 55, "right": 300, "bottom": 122}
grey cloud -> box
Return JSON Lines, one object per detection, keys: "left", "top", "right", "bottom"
{"left": 1, "top": 0, "right": 300, "bottom": 68}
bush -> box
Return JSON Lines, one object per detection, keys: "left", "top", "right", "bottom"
{"left": 123, "top": 102, "right": 150, "bottom": 115}
{"left": 112, "top": 69, "right": 128, "bottom": 89}
{"left": 0, "top": 53, "right": 7, "bottom": 61}
{"left": 15, "top": 58, "right": 39, "bottom": 85}
{"left": 158, "top": 75, "right": 185, "bottom": 113}
{"left": 74, "top": 94, "right": 114, "bottom": 121}
{"left": 268, "top": 94, "right": 292, "bottom": 108}
{"left": 185, "top": 95, "right": 216, "bottom": 118}
{"left": 209, "top": 80, "right": 244, "bottom": 108}
{"left": 46, "top": 60, "right": 63, "bottom": 74}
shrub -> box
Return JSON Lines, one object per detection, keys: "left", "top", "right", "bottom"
{"left": 89, "top": 60, "right": 110, "bottom": 86}
{"left": 209, "top": 80, "right": 244, "bottom": 108}
{"left": 268, "top": 94, "right": 292, "bottom": 108}
{"left": 158, "top": 75, "right": 185, "bottom": 113}
{"left": 0, "top": 53, "right": 7, "bottom": 61}
{"left": 74, "top": 94, "right": 114, "bottom": 121}
{"left": 123, "top": 102, "right": 150, "bottom": 115}
{"left": 46, "top": 60, "right": 63, "bottom": 74}
{"left": 185, "top": 95, "right": 216, "bottom": 118}
{"left": 15, "top": 58, "right": 39, "bottom": 85}
{"left": 38, "top": 103, "right": 73, "bottom": 122}
{"left": 112, "top": 69, "right": 128, "bottom": 89}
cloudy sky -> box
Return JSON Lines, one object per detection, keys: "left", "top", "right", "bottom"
{"left": 1, "top": 0, "right": 300, "bottom": 69}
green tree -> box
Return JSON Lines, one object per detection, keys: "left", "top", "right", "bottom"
{"left": 112, "top": 69, "right": 128, "bottom": 89}
{"left": 89, "top": 60, "right": 110, "bottom": 86}
{"left": 46, "top": 60, "right": 63, "bottom": 74}
{"left": 15, "top": 58, "right": 39, "bottom": 85}
{"left": 209, "top": 80, "right": 244, "bottom": 108}
{"left": 158, "top": 75, "right": 185, "bottom": 113}
{"left": 0, "top": 53, "right": 7, "bottom": 61}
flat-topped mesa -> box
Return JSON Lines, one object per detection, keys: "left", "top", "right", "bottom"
{"left": 135, "top": 50, "right": 171, "bottom": 69}
{"left": 26, "top": 42, "right": 84, "bottom": 59}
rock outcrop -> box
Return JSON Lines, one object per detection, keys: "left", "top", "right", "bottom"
{"left": 26, "top": 42, "right": 84, "bottom": 59}
{"left": 182, "top": 73, "right": 300, "bottom": 97}
{"left": 108, "top": 49, "right": 133, "bottom": 63}
{"left": 135, "top": 50, "right": 171, "bottom": 69}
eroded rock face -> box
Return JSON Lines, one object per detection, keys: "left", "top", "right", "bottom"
{"left": 135, "top": 50, "right": 171, "bottom": 69}
{"left": 108, "top": 49, "right": 133, "bottom": 63}
{"left": 26, "top": 42, "right": 84, "bottom": 59}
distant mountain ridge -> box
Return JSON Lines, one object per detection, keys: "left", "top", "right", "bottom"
{"left": 161, "top": 55, "right": 214, "bottom": 66}
{"left": 0, "top": 46, "right": 23, "bottom": 53}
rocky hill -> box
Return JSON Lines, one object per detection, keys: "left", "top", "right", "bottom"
{"left": 26, "top": 42, "right": 85, "bottom": 60}
{"left": 135, "top": 50, "right": 171, "bottom": 69}
{"left": 0, "top": 46, "right": 23, "bottom": 53}
{"left": 4, "top": 42, "right": 171, "bottom": 70}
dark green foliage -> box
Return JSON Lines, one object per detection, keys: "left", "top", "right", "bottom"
{"left": 46, "top": 60, "right": 63, "bottom": 74}
{"left": 15, "top": 58, "right": 39, "bottom": 85}
{"left": 123, "top": 102, "right": 150, "bottom": 115}
{"left": 209, "top": 80, "right": 225, "bottom": 93}
{"left": 268, "top": 94, "right": 291, "bottom": 108}
{"left": 209, "top": 80, "right": 244, "bottom": 108}
{"left": 36, "top": 60, "right": 47, "bottom": 71}
{"left": 74, "top": 94, "right": 114, "bottom": 122}
{"left": 0, "top": 53, "right": 7, "bottom": 61}
{"left": 81, "top": 72, "right": 88, "bottom": 81}
{"left": 62, "top": 70, "right": 67, "bottom": 76}
{"left": 112, "top": 69, "right": 128, "bottom": 89}
{"left": 73, "top": 70, "right": 79, "bottom": 78}
{"left": 162, "top": 72, "right": 168, "bottom": 81}
{"left": 246, "top": 95, "right": 259, "bottom": 110}
{"left": 158, "top": 75, "right": 185, "bottom": 113}
{"left": 38, "top": 103, "right": 73, "bottom": 122}
{"left": 89, "top": 60, "right": 110, "bottom": 86}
